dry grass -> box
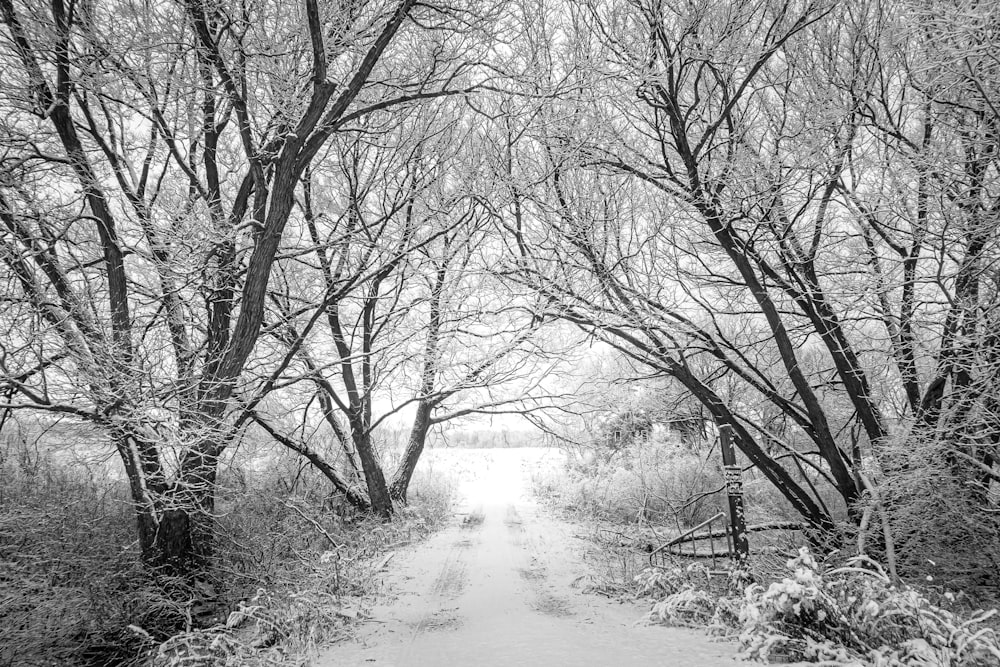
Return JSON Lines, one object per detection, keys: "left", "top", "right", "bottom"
{"left": 531, "top": 437, "right": 727, "bottom": 526}
{"left": 0, "top": 432, "right": 454, "bottom": 667}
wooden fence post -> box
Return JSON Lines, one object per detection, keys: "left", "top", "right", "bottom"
{"left": 719, "top": 424, "right": 750, "bottom": 566}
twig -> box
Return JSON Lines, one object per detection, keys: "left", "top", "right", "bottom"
{"left": 285, "top": 501, "right": 343, "bottom": 549}
{"left": 375, "top": 551, "right": 395, "bottom": 572}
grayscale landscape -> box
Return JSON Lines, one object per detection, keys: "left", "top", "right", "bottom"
{"left": 2, "top": 0, "right": 999, "bottom": 665}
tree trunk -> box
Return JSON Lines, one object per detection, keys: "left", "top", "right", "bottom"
{"left": 134, "top": 507, "right": 197, "bottom": 572}
{"left": 389, "top": 400, "right": 433, "bottom": 503}
{"left": 353, "top": 427, "right": 393, "bottom": 518}
{"left": 118, "top": 430, "right": 217, "bottom": 575}
{"left": 390, "top": 262, "right": 445, "bottom": 503}
{"left": 125, "top": 481, "right": 208, "bottom": 574}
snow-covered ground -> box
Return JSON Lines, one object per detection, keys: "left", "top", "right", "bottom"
{"left": 318, "top": 447, "right": 739, "bottom": 666}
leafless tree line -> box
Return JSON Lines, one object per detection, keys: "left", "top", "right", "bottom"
{"left": 2, "top": 0, "right": 997, "bottom": 579}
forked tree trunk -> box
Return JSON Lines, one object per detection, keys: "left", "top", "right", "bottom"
{"left": 389, "top": 262, "right": 446, "bottom": 504}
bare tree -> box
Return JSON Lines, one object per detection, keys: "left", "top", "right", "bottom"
{"left": 487, "top": 0, "right": 888, "bottom": 533}
{"left": 246, "top": 113, "right": 554, "bottom": 512}
{"left": 489, "top": 0, "right": 998, "bottom": 555}
{"left": 0, "top": 0, "right": 493, "bottom": 573}
{"left": 840, "top": 0, "right": 1000, "bottom": 485}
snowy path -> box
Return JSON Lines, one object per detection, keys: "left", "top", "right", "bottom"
{"left": 317, "top": 449, "right": 739, "bottom": 667}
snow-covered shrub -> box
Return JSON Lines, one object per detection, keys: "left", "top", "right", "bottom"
{"left": 650, "top": 588, "right": 720, "bottom": 626}
{"left": 635, "top": 563, "right": 712, "bottom": 598}
{"left": 739, "top": 547, "right": 1000, "bottom": 665}
{"left": 638, "top": 563, "right": 740, "bottom": 636}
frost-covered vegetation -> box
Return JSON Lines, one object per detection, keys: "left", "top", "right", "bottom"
{"left": 0, "top": 432, "right": 453, "bottom": 666}
{"left": 535, "top": 375, "right": 1000, "bottom": 665}
{"left": 533, "top": 437, "right": 726, "bottom": 527}
{"left": 3, "top": 0, "right": 1000, "bottom": 662}
{"left": 638, "top": 549, "right": 1000, "bottom": 666}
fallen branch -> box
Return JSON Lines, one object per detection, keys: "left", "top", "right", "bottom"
{"left": 661, "top": 544, "right": 798, "bottom": 559}
{"left": 653, "top": 520, "right": 803, "bottom": 550}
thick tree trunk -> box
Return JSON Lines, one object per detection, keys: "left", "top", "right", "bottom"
{"left": 389, "top": 400, "right": 434, "bottom": 503}
{"left": 353, "top": 428, "right": 393, "bottom": 518}
{"left": 126, "top": 483, "right": 210, "bottom": 574}
{"left": 134, "top": 507, "right": 198, "bottom": 572}
{"left": 118, "top": 430, "right": 218, "bottom": 576}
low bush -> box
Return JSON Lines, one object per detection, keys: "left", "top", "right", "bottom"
{"left": 0, "top": 436, "right": 162, "bottom": 666}
{"left": 739, "top": 548, "right": 1000, "bottom": 665}
{"left": 876, "top": 434, "right": 1000, "bottom": 593}
{"left": 637, "top": 548, "right": 1000, "bottom": 666}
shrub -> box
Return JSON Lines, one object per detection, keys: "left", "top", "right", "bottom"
{"left": 739, "top": 548, "right": 1000, "bottom": 665}
{"left": 534, "top": 436, "right": 724, "bottom": 528}
{"left": 402, "top": 456, "right": 456, "bottom": 527}
{"left": 637, "top": 563, "right": 741, "bottom": 636}
{"left": 0, "top": 433, "right": 172, "bottom": 666}
{"left": 876, "top": 433, "right": 1000, "bottom": 593}
{"left": 636, "top": 547, "right": 1000, "bottom": 665}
